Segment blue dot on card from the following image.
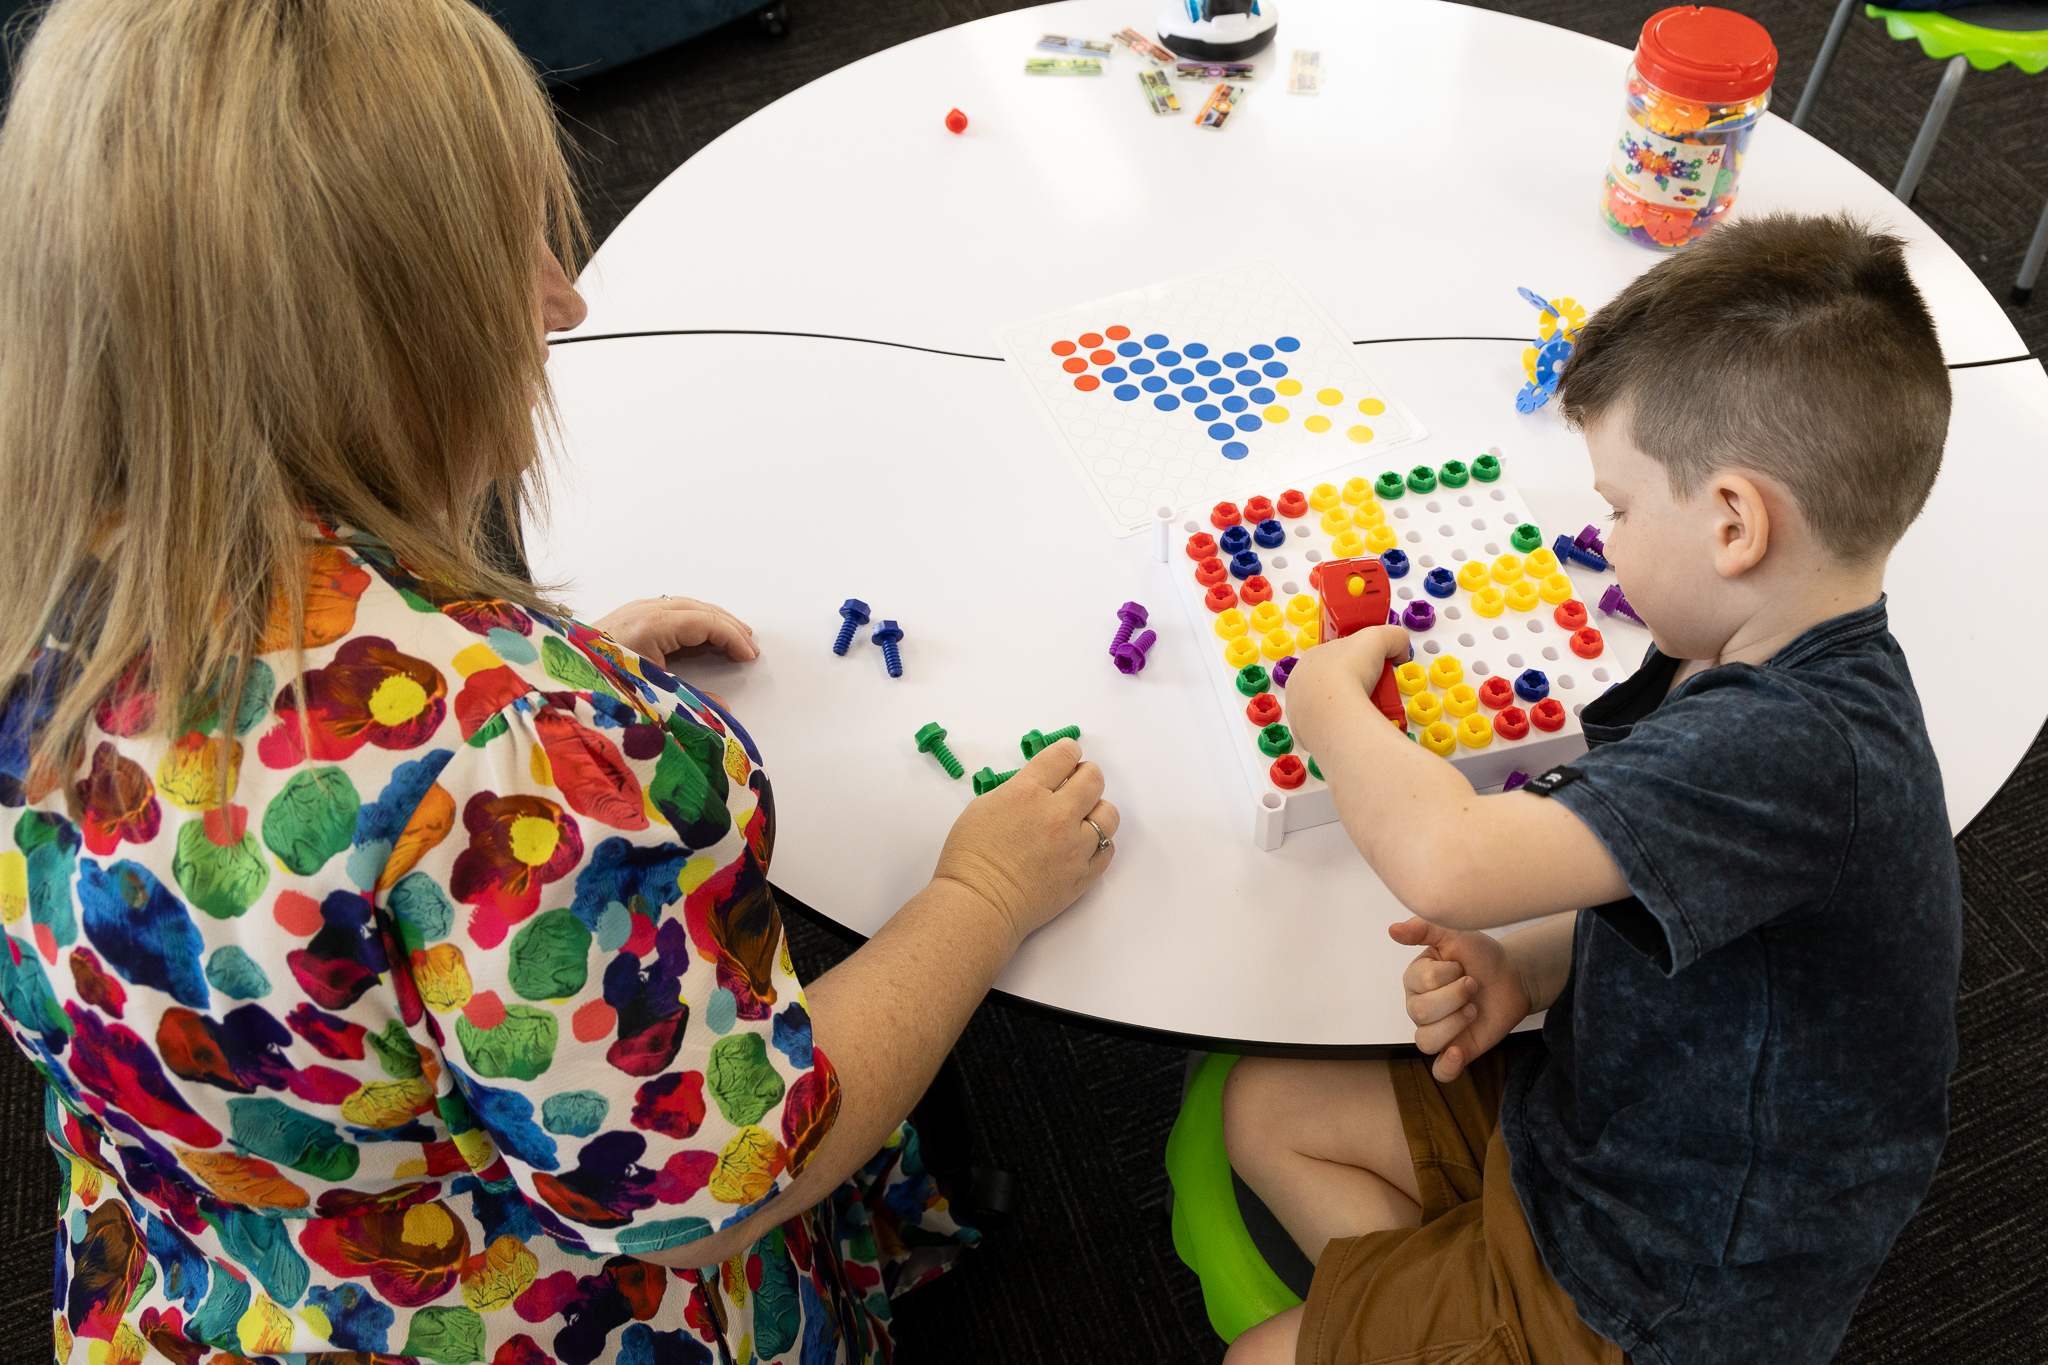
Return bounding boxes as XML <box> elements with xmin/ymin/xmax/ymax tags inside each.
<box><xmin>1184</xmin><ymin>342</ymin><xmax>1209</xmax><ymax>358</ymax></box>
<box><xmin>1145</xmin><ymin>333</ymin><xmax>1169</xmax><ymax>348</ymax></box>
<box><xmin>1168</xmin><ymin>368</ymin><xmax>1193</xmax><ymax>384</ymax></box>
<box><xmin>1195</xmin><ymin>404</ymin><xmax>1221</xmax><ymax>421</ymax></box>
<box><xmin>1276</xmin><ymin>336</ymin><xmax>1300</xmax><ymax>352</ymax></box>
<box><xmin>1114</xmin><ymin>384</ymin><xmax>1139</xmax><ymax>401</ymax></box>
<box><xmin>1208</xmin><ymin>422</ymin><xmax>1235</xmax><ymax>440</ymax></box>
<box><xmin>1141</xmin><ymin>375</ymin><xmax>1166</xmax><ymax>393</ymax></box>
<box><xmin>1236</xmin><ymin>414</ymin><xmax>1263</xmax><ymax>433</ymax></box>
<box><xmin>1223</xmin><ymin>351</ymin><xmax>1248</xmax><ymax>368</ymax></box>
<box><xmin>1154</xmin><ymin>394</ymin><xmax>1179</xmax><ymax>412</ymax></box>
<box><xmin>1250</xmin><ymin>344</ymin><xmax>1274</xmax><ymax>360</ymax></box>
<box><xmin>1235</xmin><ymin>369</ymin><xmax>1261</xmax><ymax>386</ymax></box>
<box><xmin>1182</xmin><ymin>386</ymin><xmax>1208</xmax><ymax>401</ymax></box>
<box><xmin>1129</xmin><ymin>358</ymin><xmax>1155</xmax><ymax>375</ymax></box>
<box><xmin>1195</xmin><ymin>359</ymin><xmax>1221</xmax><ymax>376</ymax></box>
<box><xmin>1117</xmin><ymin>341</ymin><xmax>1141</xmax><ymax>357</ymax></box>
<box><xmin>1250</xmin><ymin>387</ymin><xmax>1275</xmax><ymax>403</ymax></box>
<box><xmin>1262</xmin><ymin>361</ymin><xmax>1288</xmax><ymax>378</ymax></box>
<box><xmin>1158</xmin><ymin>351</ymin><xmax>1182</xmax><ymax>366</ymax></box>
<box><xmin>1222</xmin><ymin>441</ymin><xmax>1249</xmax><ymax>460</ymax></box>
<box><xmin>1210</xmin><ymin>377</ymin><xmax>1235</xmax><ymax>395</ymax></box>
<box><xmin>1222</xmin><ymin>395</ymin><xmax>1248</xmax><ymax>413</ymax></box>
<box><xmin>1102</xmin><ymin>366</ymin><xmax>1127</xmax><ymax>382</ymax></box>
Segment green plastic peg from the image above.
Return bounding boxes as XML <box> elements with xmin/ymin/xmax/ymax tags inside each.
<box><xmin>1235</xmin><ymin>665</ymin><xmax>1270</xmax><ymax>697</ymax></box>
<box><xmin>972</xmin><ymin>765</ymin><xmax>1019</xmax><ymax>795</ymax></box>
<box><xmin>1020</xmin><ymin>724</ymin><xmax>1082</xmax><ymax>759</ymax></box>
<box><xmin>1373</xmin><ymin>470</ymin><xmax>1406</xmax><ymax>499</ymax></box>
<box><xmin>1472</xmin><ymin>453</ymin><xmax>1502</xmax><ymax>482</ymax></box>
<box><xmin>914</xmin><ymin>722</ymin><xmax>964</xmax><ymax>779</ymax></box>
<box><xmin>1405</xmin><ymin>464</ymin><xmax>1437</xmax><ymax>494</ymax></box>
<box><xmin>1510</xmin><ymin>522</ymin><xmax>1542</xmax><ymax>554</ymax></box>
<box><xmin>1256</xmin><ymin>723</ymin><xmax>1293</xmax><ymax>757</ymax></box>
<box><xmin>1438</xmin><ymin>460</ymin><xmax>1469</xmax><ymax>488</ymax></box>
<box><xmin>1307</xmin><ymin>755</ymin><xmax>1322</xmax><ymax>780</ymax></box>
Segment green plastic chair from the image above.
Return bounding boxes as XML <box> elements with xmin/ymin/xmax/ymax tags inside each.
<box><xmin>1791</xmin><ymin>2</ymin><xmax>2048</xmax><ymax>301</ymax></box>
<box><xmin>1164</xmin><ymin>1053</ymin><xmax>1302</xmax><ymax>1343</ymax></box>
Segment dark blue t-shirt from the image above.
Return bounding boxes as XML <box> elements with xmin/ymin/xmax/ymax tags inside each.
<box><xmin>1500</xmin><ymin>598</ymin><xmax>1961</xmax><ymax>1365</ymax></box>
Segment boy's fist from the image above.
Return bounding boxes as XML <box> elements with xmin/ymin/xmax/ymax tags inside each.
<box><xmin>1391</xmin><ymin>918</ymin><xmax>1535</xmax><ymax>1082</ymax></box>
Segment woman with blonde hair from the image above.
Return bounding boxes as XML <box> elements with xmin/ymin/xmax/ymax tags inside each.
<box><xmin>0</xmin><ymin>2</ymin><xmax>1119</xmax><ymax>1361</ymax></box>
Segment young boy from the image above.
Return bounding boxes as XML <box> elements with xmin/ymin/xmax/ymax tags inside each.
<box><xmin>1221</xmin><ymin>213</ymin><xmax>1962</xmax><ymax>1365</ymax></box>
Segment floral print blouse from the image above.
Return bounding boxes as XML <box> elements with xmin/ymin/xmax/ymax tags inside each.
<box><xmin>0</xmin><ymin>530</ymin><xmax>970</xmax><ymax>1365</ymax></box>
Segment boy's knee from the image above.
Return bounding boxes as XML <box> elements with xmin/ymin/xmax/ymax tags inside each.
<box><xmin>1220</xmin><ymin>1055</ymin><xmax>1288</xmax><ymax>1169</ymax></box>
<box><xmin>1222</xmin><ymin>1304</ymin><xmax>1304</xmax><ymax>1365</ymax></box>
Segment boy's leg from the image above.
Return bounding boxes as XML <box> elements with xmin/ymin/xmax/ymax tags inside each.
<box><xmin>1221</xmin><ymin>1304</ymin><xmax>1304</xmax><ymax>1365</ymax></box>
<box><xmin>1221</xmin><ymin>1057</ymin><xmax>1423</xmax><ymax>1265</ymax></box>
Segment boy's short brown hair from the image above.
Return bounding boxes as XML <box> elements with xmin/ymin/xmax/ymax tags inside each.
<box><xmin>1557</xmin><ymin>213</ymin><xmax>1949</xmax><ymax>563</ymax></box>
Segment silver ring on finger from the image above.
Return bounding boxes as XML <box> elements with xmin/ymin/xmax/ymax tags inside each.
<box><xmin>1084</xmin><ymin>816</ymin><xmax>1111</xmax><ymax>857</ymax></box>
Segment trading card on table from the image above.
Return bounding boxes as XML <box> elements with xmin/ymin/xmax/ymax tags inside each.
<box><xmin>1138</xmin><ymin>69</ymin><xmax>1181</xmax><ymax>114</ymax></box>
<box><xmin>1037</xmin><ymin>34</ymin><xmax>1114</xmax><ymax>54</ymax></box>
<box><xmin>1176</xmin><ymin>60</ymin><xmax>1255</xmax><ymax>81</ymax></box>
<box><xmin>1025</xmin><ymin>57</ymin><xmax>1105</xmax><ymax>75</ymax></box>
<box><xmin>1289</xmin><ymin>49</ymin><xmax>1323</xmax><ymax>94</ymax></box>
<box><xmin>1113</xmin><ymin>26</ymin><xmax>1177</xmax><ymax>65</ymax></box>
<box><xmin>1195</xmin><ymin>82</ymin><xmax>1239</xmax><ymax>129</ymax></box>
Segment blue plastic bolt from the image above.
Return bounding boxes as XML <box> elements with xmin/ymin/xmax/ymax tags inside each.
<box><xmin>1111</xmin><ymin>601</ymin><xmax>1149</xmax><ymax>651</ymax></box>
<box><xmin>1553</xmin><ymin>533</ymin><xmax>1608</xmax><ymax>572</ymax></box>
<box><xmin>1111</xmin><ymin>629</ymin><xmax>1157</xmax><ymax>675</ymax></box>
<box><xmin>1380</xmin><ymin>549</ymin><xmax>1410</xmax><ymax>578</ymax></box>
<box><xmin>833</xmin><ymin>598</ymin><xmax>870</xmax><ymax>655</ymax></box>
<box><xmin>1229</xmin><ymin>550</ymin><xmax>1261</xmax><ymax>580</ymax></box>
<box><xmin>1219</xmin><ymin>525</ymin><xmax>1252</xmax><ymax>556</ymax></box>
<box><xmin>872</xmin><ymin>620</ymin><xmax>904</xmax><ymax>677</ymax></box>
<box><xmin>1423</xmin><ymin>567</ymin><xmax>1457</xmax><ymax>599</ymax></box>
<box><xmin>1514</xmin><ymin>668</ymin><xmax>1550</xmax><ymax>703</ymax></box>
<box><xmin>1252</xmin><ymin>519</ymin><xmax>1286</xmax><ymax>549</ymax></box>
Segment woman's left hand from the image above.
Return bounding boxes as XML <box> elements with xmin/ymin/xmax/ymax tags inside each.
<box><xmin>594</xmin><ymin>596</ymin><xmax>759</xmax><ymax>664</ymax></box>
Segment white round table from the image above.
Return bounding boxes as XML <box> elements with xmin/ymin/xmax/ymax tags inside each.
<box><xmin>532</xmin><ymin>0</ymin><xmax>2048</xmax><ymax>1053</ymax></box>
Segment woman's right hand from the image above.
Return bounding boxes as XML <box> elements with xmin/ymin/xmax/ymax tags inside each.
<box><xmin>931</xmin><ymin>738</ymin><xmax>1117</xmax><ymax>948</ymax></box>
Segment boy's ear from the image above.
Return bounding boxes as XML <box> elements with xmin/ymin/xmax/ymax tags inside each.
<box><xmin>1709</xmin><ymin>472</ymin><xmax>1771</xmax><ymax>579</ymax></box>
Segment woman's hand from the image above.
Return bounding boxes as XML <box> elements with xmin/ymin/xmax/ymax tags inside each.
<box><xmin>931</xmin><ymin>739</ymin><xmax>1118</xmax><ymax>950</ymax></box>
<box><xmin>594</xmin><ymin>596</ymin><xmax>758</xmax><ymax>665</ymax></box>
<box><xmin>1286</xmin><ymin>625</ymin><xmax>1409</xmax><ymax>755</ymax></box>
<box><xmin>1390</xmin><ymin>917</ymin><xmax>1534</xmax><ymax>1083</ymax></box>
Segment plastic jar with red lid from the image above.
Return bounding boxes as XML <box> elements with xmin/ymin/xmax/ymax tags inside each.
<box><xmin>1603</xmin><ymin>6</ymin><xmax>1777</xmax><ymax>250</ymax></box>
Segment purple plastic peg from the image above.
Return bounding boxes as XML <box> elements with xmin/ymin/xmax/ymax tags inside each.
<box><xmin>1502</xmin><ymin>770</ymin><xmax>1531</xmax><ymax>793</ymax></box>
<box><xmin>1401</xmin><ymin>601</ymin><xmax>1436</xmax><ymax>631</ymax></box>
<box><xmin>1599</xmin><ymin>584</ymin><xmax>1645</xmax><ymax>626</ymax></box>
<box><xmin>1273</xmin><ymin>656</ymin><xmax>1299</xmax><ymax>688</ymax></box>
<box><xmin>1574</xmin><ymin>524</ymin><xmax>1606</xmax><ymax>556</ymax></box>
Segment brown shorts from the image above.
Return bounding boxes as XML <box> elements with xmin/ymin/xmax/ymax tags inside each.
<box><xmin>1297</xmin><ymin>1039</ymin><xmax>1625</xmax><ymax>1365</ymax></box>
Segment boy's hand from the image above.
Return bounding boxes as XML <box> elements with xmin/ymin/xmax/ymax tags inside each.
<box><xmin>1391</xmin><ymin>918</ymin><xmax>1534</xmax><ymax>1083</ymax></box>
<box><xmin>1287</xmin><ymin>625</ymin><xmax>1409</xmax><ymax>755</ymax></box>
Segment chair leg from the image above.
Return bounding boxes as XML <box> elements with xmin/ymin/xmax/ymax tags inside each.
<box><xmin>2013</xmin><ymin>196</ymin><xmax>2048</xmax><ymax>306</ymax></box>
<box><xmin>1791</xmin><ymin>0</ymin><xmax>1861</xmax><ymax>129</ymax></box>
<box><xmin>1895</xmin><ymin>56</ymin><xmax>1969</xmax><ymax>203</ymax></box>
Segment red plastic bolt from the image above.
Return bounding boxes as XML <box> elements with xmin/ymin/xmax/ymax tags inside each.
<box><xmin>1530</xmin><ymin>698</ymin><xmax>1567</xmax><ymax>732</ymax></box>
<box><xmin>1239</xmin><ymin>575</ymin><xmax>1274</xmax><ymax>605</ymax></box>
<box><xmin>1479</xmin><ymin>676</ymin><xmax>1515</xmax><ymax>710</ymax></box>
<box><xmin>1204</xmin><ymin>584</ymin><xmax>1238</xmax><ymax>613</ymax></box>
<box><xmin>1211</xmin><ymin>501</ymin><xmax>1242</xmax><ymax>530</ymax></box>
<box><xmin>1269</xmin><ymin>755</ymin><xmax>1307</xmax><ymax>790</ymax></box>
<box><xmin>1246</xmin><ymin>693</ymin><xmax>1282</xmax><ymax>726</ymax></box>
<box><xmin>1277</xmin><ymin>489</ymin><xmax>1308</xmax><ymax>519</ymax></box>
<box><xmin>1186</xmin><ymin>532</ymin><xmax>1217</xmax><ymax>561</ymax></box>
<box><xmin>1495</xmin><ymin>706</ymin><xmax>1530</xmax><ymax>740</ymax></box>
<box><xmin>1554</xmin><ymin>599</ymin><xmax>1588</xmax><ymax>631</ymax></box>
<box><xmin>1243</xmin><ymin>496</ymin><xmax>1276</xmax><ymax>523</ymax></box>
<box><xmin>1571</xmin><ymin>627</ymin><xmax>1605</xmax><ymax>659</ymax></box>
<box><xmin>945</xmin><ymin>108</ymin><xmax>968</xmax><ymax>133</ymax></box>
<box><xmin>1195</xmin><ymin>556</ymin><xmax>1229</xmax><ymax>587</ymax></box>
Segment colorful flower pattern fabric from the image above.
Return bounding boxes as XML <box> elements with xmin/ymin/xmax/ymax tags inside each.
<box><xmin>0</xmin><ymin>531</ymin><xmax>971</xmax><ymax>1365</ymax></box>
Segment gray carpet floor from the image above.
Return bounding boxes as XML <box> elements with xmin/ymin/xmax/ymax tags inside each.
<box><xmin>0</xmin><ymin>3</ymin><xmax>2042</xmax><ymax>1363</ymax></box>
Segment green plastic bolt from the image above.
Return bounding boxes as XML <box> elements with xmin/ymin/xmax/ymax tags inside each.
<box><xmin>972</xmin><ymin>765</ymin><xmax>1019</xmax><ymax>795</ymax></box>
<box><xmin>914</xmin><ymin>722</ymin><xmax>964</xmax><ymax>779</ymax></box>
<box><xmin>1510</xmin><ymin>522</ymin><xmax>1543</xmax><ymax>554</ymax></box>
<box><xmin>1020</xmin><ymin>725</ymin><xmax>1082</xmax><ymax>759</ymax></box>
<box><xmin>1256</xmin><ymin>723</ymin><xmax>1294</xmax><ymax>758</ymax></box>
<box><xmin>1405</xmin><ymin>464</ymin><xmax>1437</xmax><ymax>494</ymax></box>
<box><xmin>1438</xmin><ymin>460</ymin><xmax>1469</xmax><ymax>488</ymax></box>
<box><xmin>1472</xmin><ymin>453</ymin><xmax>1502</xmax><ymax>482</ymax></box>
<box><xmin>1235</xmin><ymin>664</ymin><xmax>1270</xmax><ymax>697</ymax></box>
<box><xmin>1373</xmin><ymin>470</ymin><xmax>1406</xmax><ymax>500</ymax></box>
<box><xmin>1307</xmin><ymin>755</ymin><xmax>1323</xmax><ymax>780</ymax></box>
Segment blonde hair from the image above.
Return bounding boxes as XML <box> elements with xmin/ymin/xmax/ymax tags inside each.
<box><xmin>0</xmin><ymin>0</ymin><xmax>584</xmax><ymax>788</ymax></box>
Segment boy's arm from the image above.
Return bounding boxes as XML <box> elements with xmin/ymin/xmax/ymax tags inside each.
<box><xmin>1291</xmin><ymin>625</ymin><xmax>1631</xmax><ymax>931</ymax></box>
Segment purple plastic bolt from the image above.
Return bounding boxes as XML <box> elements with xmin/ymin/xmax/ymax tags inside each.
<box><xmin>1110</xmin><ymin>628</ymin><xmax>1158</xmax><ymax>675</ymax></box>
<box><xmin>1401</xmin><ymin>601</ymin><xmax>1436</xmax><ymax>631</ymax></box>
<box><xmin>1574</xmin><ymin>524</ymin><xmax>1606</xmax><ymax>556</ymax></box>
<box><xmin>1553</xmin><ymin>532</ymin><xmax>1608</xmax><ymax>573</ymax></box>
<box><xmin>1599</xmin><ymin>584</ymin><xmax>1645</xmax><ymax>626</ymax></box>
<box><xmin>1388</xmin><ymin>610</ymin><xmax>1401</xmax><ymax>625</ymax></box>
<box><xmin>833</xmin><ymin>598</ymin><xmax>870</xmax><ymax>656</ymax></box>
<box><xmin>1502</xmin><ymin>770</ymin><xmax>1531</xmax><ymax>793</ymax></box>
<box><xmin>1272</xmin><ymin>656</ymin><xmax>1299</xmax><ymax>688</ymax></box>
<box><xmin>1110</xmin><ymin>601</ymin><xmax>1150</xmax><ymax>652</ymax></box>
<box><xmin>871</xmin><ymin>620</ymin><xmax>904</xmax><ymax>677</ymax></box>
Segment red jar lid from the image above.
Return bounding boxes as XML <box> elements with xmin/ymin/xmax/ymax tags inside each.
<box><xmin>1635</xmin><ymin>6</ymin><xmax>1777</xmax><ymax>103</ymax></box>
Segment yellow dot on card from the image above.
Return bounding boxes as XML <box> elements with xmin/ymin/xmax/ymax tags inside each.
<box><xmin>1304</xmin><ymin>415</ymin><xmax>1331</xmax><ymax>433</ymax></box>
<box><xmin>1276</xmin><ymin>379</ymin><xmax>1302</xmax><ymax>396</ymax></box>
<box><xmin>1358</xmin><ymin>398</ymin><xmax>1386</xmax><ymax>415</ymax></box>
<box><xmin>1347</xmin><ymin>425</ymin><xmax>1375</xmax><ymax>443</ymax></box>
<box><xmin>1317</xmin><ymin>388</ymin><xmax>1343</xmax><ymax>406</ymax></box>
<box><xmin>1263</xmin><ymin>405</ymin><xmax>1289</xmax><ymax>422</ymax></box>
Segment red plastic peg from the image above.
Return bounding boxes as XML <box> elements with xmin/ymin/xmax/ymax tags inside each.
<box><xmin>1554</xmin><ymin>599</ymin><xmax>1588</xmax><ymax>631</ymax></box>
<box><xmin>1186</xmin><ymin>532</ymin><xmax>1218</xmax><ymax>561</ymax></box>
<box><xmin>1269</xmin><ymin>755</ymin><xmax>1307</xmax><ymax>790</ymax></box>
<box><xmin>1244</xmin><ymin>496</ymin><xmax>1276</xmax><ymax>524</ymax></box>
<box><xmin>1204</xmin><ymin>584</ymin><xmax>1238</xmax><ymax>613</ymax></box>
<box><xmin>1479</xmin><ymin>676</ymin><xmax>1515</xmax><ymax>710</ymax></box>
<box><xmin>945</xmin><ymin>108</ymin><xmax>969</xmax><ymax>133</ymax></box>
<box><xmin>1195</xmin><ymin>556</ymin><xmax>1229</xmax><ymax>588</ymax></box>
<box><xmin>1495</xmin><ymin>706</ymin><xmax>1530</xmax><ymax>740</ymax></box>
<box><xmin>1530</xmin><ymin>698</ymin><xmax>1567</xmax><ymax>732</ymax></box>
<box><xmin>1211</xmin><ymin>501</ymin><xmax>1242</xmax><ymax>529</ymax></box>
<box><xmin>1277</xmin><ymin>489</ymin><xmax>1308</xmax><ymax>519</ymax></box>
<box><xmin>1246</xmin><ymin>693</ymin><xmax>1283</xmax><ymax>726</ymax></box>
<box><xmin>1570</xmin><ymin>627</ymin><xmax>1605</xmax><ymax>659</ymax></box>
<box><xmin>1239</xmin><ymin>575</ymin><xmax>1274</xmax><ymax>606</ymax></box>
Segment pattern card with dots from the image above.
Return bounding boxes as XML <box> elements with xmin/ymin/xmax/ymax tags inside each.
<box><xmin>995</xmin><ymin>262</ymin><xmax>1427</xmax><ymax>536</ymax></box>
<box><xmin>1163</xmin><ymin>451</ymin><xmax>1654</xmax><ymax>849</ymax></box>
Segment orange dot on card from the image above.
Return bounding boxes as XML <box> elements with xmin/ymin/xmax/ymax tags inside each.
<box><xmin>1074</xmin><ymin>374</ymin><xmax>1100</xmax><ymax>391</ymax></box>
<box><xmin>1051</xmin><ymin>340</ymin><xmax>1076</xmax><ymax>356</ymax></box>
<box><xmin>274</xmin><ymin>890</ymin><xmax>324</xmax><ymax>936</ymax></box>
<box><xmin>572</xmin><ymin>999</ymin><xmax>617</xmax><ymax>1043</ymax></box>
<box><xmin>1106</xmin><ymin>325</ymin><xmax>1130</xmax><ymax>340</ymax></box>
<box><xmin>1079</xmin><ymin>332</ymin><xmax>1104</xmax><ymax>348</ymax></box>
<box><xmin>1062</xmin><ymin>357</ymin><xmax>1087</xmax><ymax>374</ymax></box>
<box><xmin>1090</xmin><ymin>350</ymin><xmax>1115</xmax><ymax>366</ymax></box>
